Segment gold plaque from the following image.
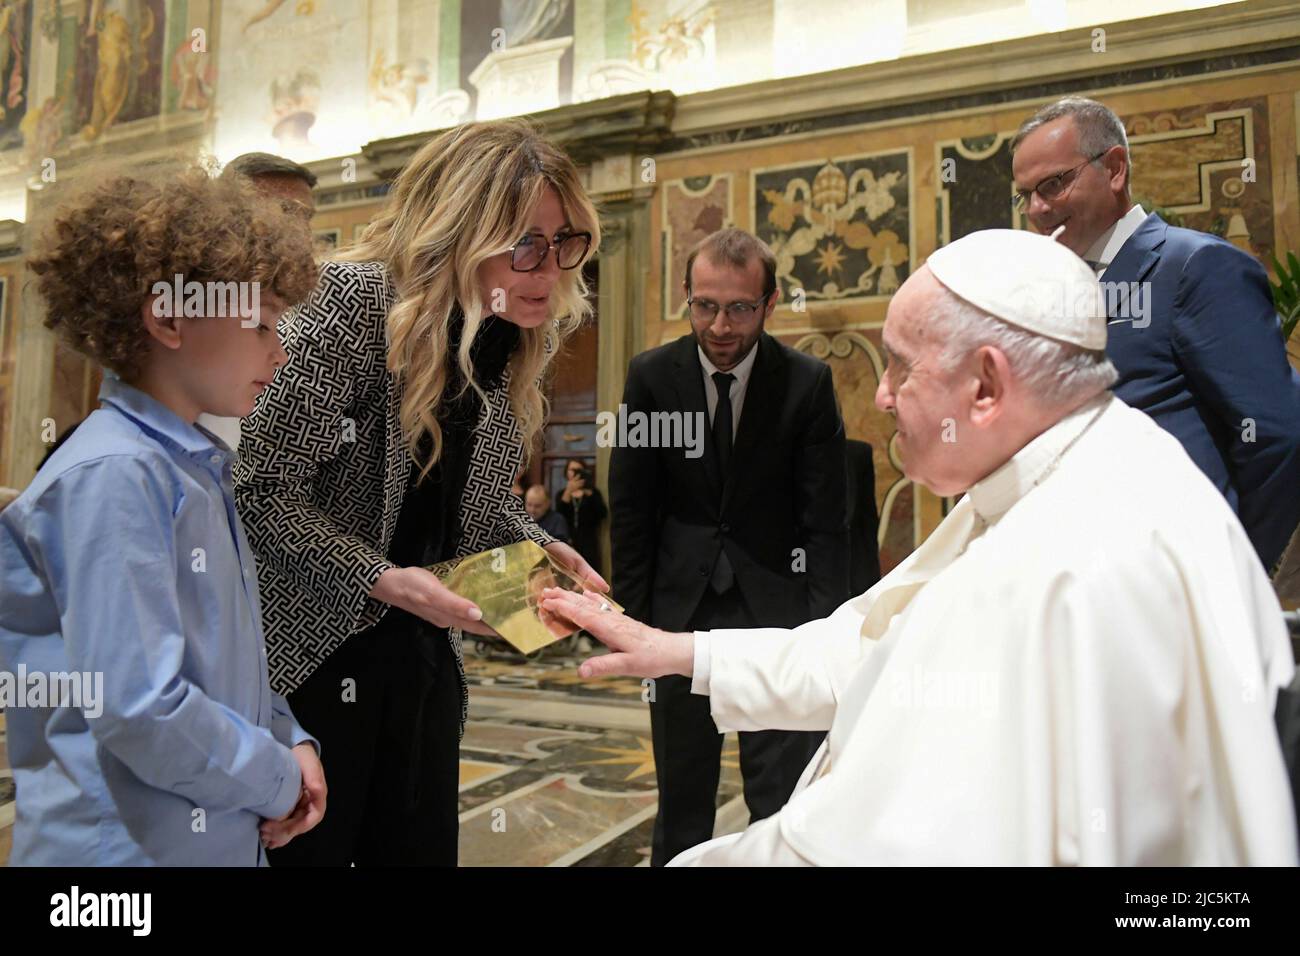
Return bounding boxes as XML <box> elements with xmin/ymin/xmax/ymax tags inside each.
<box><xmin>429</xmin><ymin>541</ymin><xmax>620</xmax><ymax>654</ymax></box>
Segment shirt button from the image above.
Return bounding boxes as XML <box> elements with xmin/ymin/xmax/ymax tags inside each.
<box><xmin>209</xmin><ymin>454</ymin><xmax>221</xmax><ymax>465</ymax></box>
<box><xmin>720</xmin><ymin>523</ymin><xmax>730</xmax><ymax>533</ymax></box>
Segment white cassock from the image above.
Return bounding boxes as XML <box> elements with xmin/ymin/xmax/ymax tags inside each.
<box><xmin>673</xmin><ymin>394</ymin><xmax>1298</xmax><ymax>866</ymax></box>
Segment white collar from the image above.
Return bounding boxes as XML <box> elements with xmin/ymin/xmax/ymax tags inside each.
<box><xmin>1084</xmin><ymin>204</ymin><xmax>1147</xmax><ymax>269</ymax></box>
<box><xmin>967</xmin><ymin>393</ymin><xmax>1112</xmax><ymax>523</ymax></box>
<box><xmin>698</xmin><ymin>339</ymin><xmax>759</xmax><ymax>387</ymax></box>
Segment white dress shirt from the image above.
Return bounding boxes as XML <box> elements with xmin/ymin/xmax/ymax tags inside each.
<box><xmin>698</xmin><ymin>342</ymin><xmax>758</xmax><ymax>440</ymax></box>
<box><xmin>1084</xmin><ymin>203</ymin><xmax>1148</xmax><ymax>277</ymax></box>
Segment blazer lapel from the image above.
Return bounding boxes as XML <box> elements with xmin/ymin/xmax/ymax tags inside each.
<box><xmin>376</xmin><ymin>271</ymin><xmax>408</xmax><ymax>555</ymax></box>
<box><xmin>671</xmin><ymin>335</ymin><xmax>720</xmax><ymax>504</ymax></box>
<box><xmin>723</xmin><ymin>334</ymin><xmax>784</xmax><ymax>514</ymax></box>
<box><xmin>1104</xmin><ymin>211</ymin><xmax>1165</xmax><ymax>288</ymax></box>
<box><xmin>380</xmin><ymin>370</ymin><xmax>407</xmax><ymax>553</ymax></box>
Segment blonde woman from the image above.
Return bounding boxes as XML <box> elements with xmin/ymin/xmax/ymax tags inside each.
<box><xmin>234</xmin><ymin>120</ymin><xmax>606</xmax><ymax>866</ymax></box>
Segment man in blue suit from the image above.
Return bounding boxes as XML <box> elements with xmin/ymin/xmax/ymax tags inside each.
<box><xmin>1010</xmin><ymin>96</ymin><xmax>1300</xmax><ymax>570</ymax></box>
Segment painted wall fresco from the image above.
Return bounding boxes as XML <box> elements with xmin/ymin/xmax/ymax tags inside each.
<box><xmin>212</xmin><ymin>0</ymin><xmax>371</xmax><ymax>161</ymax></box>
<box><xmin>0</xmin><ymin>3</ymin><xmax>33</xmax><ymax>154</ymax></box>
<box><xmin>0</xmin><ymin>0</ymin><xmax>1250</xmax><ymax>189</ymax></box>
<box><xmin>754</xmin><ymin>152</ymin><xmax>912</xmax><ymax>305</ymax></box>
<box><xmin>74</xmin><ymin>0</ymin><xmax>167</xmax><ymax>141</ymax></box>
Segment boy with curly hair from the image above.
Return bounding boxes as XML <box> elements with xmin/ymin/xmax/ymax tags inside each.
<box><xmin>0</xmin><ymin>161</ymin><xmax>325</xmax><ymax>865</ymax></box>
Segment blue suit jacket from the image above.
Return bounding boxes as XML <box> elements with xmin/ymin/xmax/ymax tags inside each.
<box><xmin>1104</xmin><ymin>212</ymin><xmax>1300</xmax><ymax>569</ymax></box>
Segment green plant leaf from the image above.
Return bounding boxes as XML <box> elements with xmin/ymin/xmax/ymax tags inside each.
<box><xmin>1270</xmin><ymin>251</ymin><xmax>1300</xmax><ymax>343</ymax></box>
<box><xmin>1273</xmin><ymin>253</ymin><xmax>1300</xmax><ymax>303</ymax></box>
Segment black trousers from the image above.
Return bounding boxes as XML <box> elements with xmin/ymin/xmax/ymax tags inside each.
<box><xmin>267</xmin><ymin>609</ymin><xmax>461</xmax><ymax>866</ymax></box>
<box><xmin>649</xmin><ymin>587</ymin><xmax>825</xmax><ymax>866</ymax></box>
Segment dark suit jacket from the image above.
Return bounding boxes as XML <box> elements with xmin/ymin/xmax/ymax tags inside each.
<box><xmin>610</xmin><ymin>333</ymin><xmax>850</xmax><ymax>632</ymax></box>
<box><xmin>844</xmin><ymin>439</ymin><xmax>882</xmax><ymax>595</ymax></box>
<box><xmin>1104</xmin><ymin>213</ymin><xmax>1300</xmax><ymax>568</ymax></box>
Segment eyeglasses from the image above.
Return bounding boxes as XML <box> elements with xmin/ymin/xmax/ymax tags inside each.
<box><xmin>686</xmin><ymin>294</ymin><xmax>770</xmax><ymax>323</ymax></box>
<box><xmin>1011</xmin><ymin>151</ymin><xmax>1109</xmax><ymax>212</ymax></box>
<box><xmin>507</xmin><ymin>230</ymin><xmax>592</xmax><ymax>272</ymax></box>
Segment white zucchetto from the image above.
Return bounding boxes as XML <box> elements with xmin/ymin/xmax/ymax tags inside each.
<box><xmin>925</xmin><ymin>229</ymin><xmax>1107</xmax><ymax>350</ymax></box>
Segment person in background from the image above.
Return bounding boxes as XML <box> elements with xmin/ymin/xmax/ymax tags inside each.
<box><xmin>844</xmin><ymin>439</ymin><xmax>882</xmax><ymax>595</ymax></box>
<box><xmin>610</xmin><ymin>227</ymin><xmax>850</xmax><ymax>866</ymax></box>
<box><xmin>525</xmin><ymin>483</ymin><xmax>570</xmax><ymax>542</ymax></box>
<box><xmin>555</xmin><ymin>457</ymin><xmax>607</xmax><ymax>571</ymax></box>
<box><xmin>222</xmin><ymin>151</ymin><xmax>318</xmax><ymax>235</ymax></box>
<box><xmin>200</xmin><ymin>153</ymin><xmax>320</xmax><ymax>451</ymax></box>
<box><xmin>1011</xmin><ymin>95</ymin><xmax>1300</xmax><ymax>570</ymax></box>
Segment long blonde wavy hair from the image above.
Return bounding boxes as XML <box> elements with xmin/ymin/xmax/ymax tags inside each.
<box><xmin>340</xmin><ymin>119</ymin><xmax>600</xmax><ymax>479</ymax></box>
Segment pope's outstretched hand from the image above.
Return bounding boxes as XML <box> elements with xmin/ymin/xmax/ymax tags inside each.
<box><xmin>540</xmin><ymin>588</ymin><xmax>693</xmax><ymax>680</ymax></box>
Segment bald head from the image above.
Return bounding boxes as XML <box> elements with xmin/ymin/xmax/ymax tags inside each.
<box><xmin>524</xmin><ymin>485</ymin><xmax>551</xmax><ymax>519</ymax></box>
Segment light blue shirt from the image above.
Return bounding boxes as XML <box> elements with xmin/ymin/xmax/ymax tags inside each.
<box><xmin>0</xmin><ymin>376</ymin><xmax>315</xmax><ymax>866</ymax></box>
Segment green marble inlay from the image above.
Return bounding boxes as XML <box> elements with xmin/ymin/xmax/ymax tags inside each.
<box><xmin>439</xmin><ymin>0</ymin><xmax>461</xmax><ymax>93</ymax></box>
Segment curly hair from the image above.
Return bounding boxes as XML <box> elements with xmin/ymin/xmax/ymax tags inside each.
<box><xmin>27</xmin><ymin>160</ymin><xmax>319</xmax><ymax>380</ymax></box>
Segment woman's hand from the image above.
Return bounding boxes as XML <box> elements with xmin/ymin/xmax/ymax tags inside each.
<box><xmin>369</xmin><ymin>566</ymin><xmax>498</xmax><ymax>636</ymax></box>
<box><xmin>544</xmin><ymin>540</ymin><xmax>608</xmax><ymax>592</ymax></box>
<box><xmin>539</xmin><ymin>588</ymin><xmax>693</xmax><ymax>680</ymax></box>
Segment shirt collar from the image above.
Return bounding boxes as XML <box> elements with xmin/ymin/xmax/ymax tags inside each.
<box><xmin>1084</xmin><ymin>203</ymin><xmax>1147</xmax><ymax>270</ymax></box>
<box><xmin>967</xmin><ymin>393</ymin><xmax>1111</xmax><ymax>523</ymax></box>
<box><xmin>698</xmin><ymin>338</ymin><xmax>759</xmax><ymax>389</ymax></box>
<box><xmin>98</xmin><ymin>374</ymin><xmax>231</xmax><ymax>466</ymax></box>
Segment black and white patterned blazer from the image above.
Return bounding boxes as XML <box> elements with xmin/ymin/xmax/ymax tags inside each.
<box><xmin>234</xmin><ymin>260</ymin><xmax>553</xmax><ymax>730</ymax></box>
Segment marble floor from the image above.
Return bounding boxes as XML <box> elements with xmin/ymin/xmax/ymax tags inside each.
<box><xmin>0</xmin><ymin>648</ymin><xmax>748</xmax><ymax>866</ymax></box>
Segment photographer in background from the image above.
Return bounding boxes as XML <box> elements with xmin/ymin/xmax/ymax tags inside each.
<box><xmin>556</xmin><ymin>457</ymin><xmax>607</xmax><ymax>571</ymax></box>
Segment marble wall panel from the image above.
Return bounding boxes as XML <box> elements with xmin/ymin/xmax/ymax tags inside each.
<box><xmin>753</xmin><ymin>150</ymin><xmax>912</xmax><ymax>303</ymax></box>
<box><xmin>661</xmin><ymin>172</ymin><xmax>731</xmax><ymax>320</ymax></box>
<box><xmin>786</xmin><ymin>329</ymin><xmax>912</xmax><ymax>573</ymax></box>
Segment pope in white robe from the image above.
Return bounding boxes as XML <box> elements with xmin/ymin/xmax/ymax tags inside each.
<box><xmin>543</xmin><ymin>229</ymin><xmax>1298</xmax><ymax>866</ymax></box>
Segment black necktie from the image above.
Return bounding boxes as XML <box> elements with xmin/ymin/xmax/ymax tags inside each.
<box><xmin>709</xmin><ymin>371</ymin><xmax>736</xmax><ymax>594</ymax></box>
<box><xmin>712</xmin><ymin>371</ymin><xmax>735</xmax><ymax>478</ymax></box>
